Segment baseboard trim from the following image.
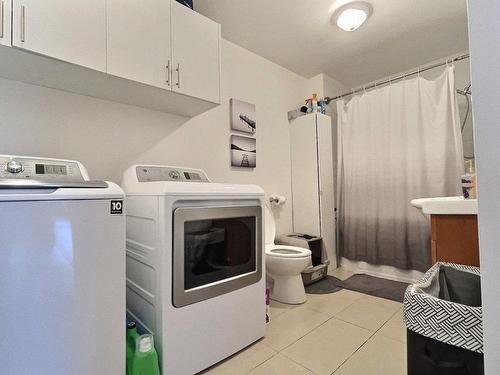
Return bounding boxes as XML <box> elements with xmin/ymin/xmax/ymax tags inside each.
<box><xmin>340</xmin><ymin>257</ymin><xmax>424</xmax><ymax>284</ymax></box>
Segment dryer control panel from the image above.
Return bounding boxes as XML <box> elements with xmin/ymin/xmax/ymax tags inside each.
<box><xmin>0</xmin><ymin>155</ymin><xmax>85</xmax><ymax>182</ymax></box>
<box><xmin>136</xmin><ymin>166</ymin><xmax>210</xmax><ymax>183</ymax></box>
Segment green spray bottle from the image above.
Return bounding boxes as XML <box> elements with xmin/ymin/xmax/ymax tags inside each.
<box><xmin>126</xmin><ymin>322</ymin><xmax>140</xmax><ymax>375</ymax></box>
<box><xmin>131</xmin><ymin>334</ymin><xmax>161</xmax><ymax>375</ymax></box>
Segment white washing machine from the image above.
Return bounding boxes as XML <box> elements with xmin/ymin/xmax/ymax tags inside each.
<box><xmin>0</xmin><ymin>155</ymin><xmax>125</xmax><ymax>375</ymax></box>
<box><xmin>122</xmin><ymin>165</ymin><xmax>266</xmax><ymax>375</ymax></box>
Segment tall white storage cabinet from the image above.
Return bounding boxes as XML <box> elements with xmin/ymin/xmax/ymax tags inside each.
<box><xmin>290</xmin><ymin>113</ymin><xmax>337</xmax><ymax>267</ymax></box>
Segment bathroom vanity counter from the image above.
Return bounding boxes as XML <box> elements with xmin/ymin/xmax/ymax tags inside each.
<box><xmin>411</xmin><ymin>197</ymin><xmax>480</xmax><ymax>267</ymax></box>
<box><xmin>411</xmin><ymin>196</ymin><xmax>478</xmax><ymax>215</ymax></box>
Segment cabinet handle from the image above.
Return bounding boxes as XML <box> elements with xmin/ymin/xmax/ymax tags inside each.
<box><xmin>20</xmin><ymin>6</ymin><xmax>26</xmax><ymax>42</ymax></box>
<box><xmin>166</xmin><ymin>60</ymin><xmax>170</xmax><ymax>86</ymax></box>
<box><xmin>0</xmin><ymin>1</ymin><xmax>4</xmax><ymax>39</ymax></box>
<box><xmin>176</xmin><ymin>63</ymin><xmax>181</xmax><ymax>88</ymax></box>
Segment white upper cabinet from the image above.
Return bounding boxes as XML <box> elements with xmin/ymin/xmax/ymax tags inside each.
<box><xmin>0</xmin><ymin>0</ymin><xmax>11</xmax><ymax>47</ymax></box>
<box><xmin>0</xmin><ymin>0</ymin><xmax>221</xmax><ymax>116</ymax></box>
<box><xmin>12</xmin><ymin>0</ymin><xmax>106</xmax><ymax>71</ymax></box>
<box><xmin>107</xmin><ymin>0</ymin><xmax>172</xmax><ymax>89</ymax></box>
<box><xmin>171</xmin><ymin>1</ymin><xmax>221</xmax><ymax>104</ymax></box>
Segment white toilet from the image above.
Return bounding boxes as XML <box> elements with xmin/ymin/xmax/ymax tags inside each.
<box><xmin>265</xmin><ymin>206</ymin><xmax>312</xmax><ymax>304</ymax></box>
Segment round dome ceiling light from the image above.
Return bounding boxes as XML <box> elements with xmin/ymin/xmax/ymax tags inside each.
<box><xmin>332</xmin><ymin>1</ymin><xmax>373</xmax><ymax>32</ymax></box>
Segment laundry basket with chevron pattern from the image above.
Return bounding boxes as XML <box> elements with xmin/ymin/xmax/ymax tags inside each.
<box><xmin>403</xmin><ymin>262</ymin><xmax>484</xmax><ymax>375</ymax></box>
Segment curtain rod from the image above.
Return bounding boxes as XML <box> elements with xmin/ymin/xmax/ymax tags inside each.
<box><xmin>324</xmin><ymin>53</ymin><xmax>470</xmax><ymax>104</ymax></box>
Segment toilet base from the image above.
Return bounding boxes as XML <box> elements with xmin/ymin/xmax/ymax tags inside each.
<box><xmin>269</xmin><ymin>274</ymin><xmax>307</xmax><ymax>305</ymax></box>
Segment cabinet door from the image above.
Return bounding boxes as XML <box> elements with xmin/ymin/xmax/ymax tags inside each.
<box><xmin>316</xmin><ymin>114</ymin><xmax>336</xmax><ymax>265</ymax></box>
<box><xmin>12</xmin><ymin>0</ymin><xmax>106</xmax><ymax>71</ymax></box>
<box><xmin>0</xmin><ymin>0</ymin><xmax>11</xmax><ymax>47</ymax></box>
<box><xmin>290</xmin><ymin>114</ymin><xmax>321</xmax><ymax>237</ymax></box>
<box><xmin>107</xmin><ymin>0</ymin><xmax>171</xmax><ymax>89</ymax></box>
<box><xmin>171</xmin><ymin>1</ymin><xmax>221</xmax><ymax>103</ymax></box>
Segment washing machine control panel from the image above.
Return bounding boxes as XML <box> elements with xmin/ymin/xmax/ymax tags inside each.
<box><xmin>136</xmin><ymin>166</ymin><xmax>209</xmax><ymax>183</ymax></box>
<box><xmin>0</xmin><ymin>156</ymin><xmax>85</xmax><ymax>181</ymax></box>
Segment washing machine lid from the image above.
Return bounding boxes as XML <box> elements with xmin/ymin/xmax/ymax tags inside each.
<box><xmin>122</xmin><ymin>164</ymin><xmax>265</xmax><ymax>196</ymax></box>
<box><xmin>0</xmin><ymin>179</ymin><xmax>108</xmax><ymax>189</ymax></box>
<box><xmin>0</xmin><ymin>155</ymin><xmax>123</xmax><ymax>201</ymax></box>
<box><xmin>264</xmin><ymin>205</ymin><xmax>275</xmax><ymax>245</ymax></box>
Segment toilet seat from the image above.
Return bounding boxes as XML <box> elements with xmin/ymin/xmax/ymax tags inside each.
<box><xmin>266</xmin><ymin>245</ymin><xmax>311</xmax><ymax>258</ymax></box>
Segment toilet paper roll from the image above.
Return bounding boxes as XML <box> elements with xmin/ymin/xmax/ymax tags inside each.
<box><xmin>269</xmin><ymin>195</ymin><xmax>287</xmax><ymax>206</ymax></box>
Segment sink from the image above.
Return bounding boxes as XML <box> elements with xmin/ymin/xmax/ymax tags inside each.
<box><xmin>411</xmin><ymin>196</ymin><xmax>478</xmax><ymax>215</ymax></box>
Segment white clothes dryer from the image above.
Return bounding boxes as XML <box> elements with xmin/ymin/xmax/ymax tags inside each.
<box><xmin>122</xmin><ymin>165</ymin><xmax>266</xmax><ymax>375</ymax></box>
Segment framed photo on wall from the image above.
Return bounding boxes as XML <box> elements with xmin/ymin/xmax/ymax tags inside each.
<box><xmin>230</xmin><ymin>99</ymin><xmax>256</xmax><ymax>134</ymax></box>
<box><xmin>231</xmin><ymin>135</ymin><xmax>256</xmax><ymax>168</ymax></box>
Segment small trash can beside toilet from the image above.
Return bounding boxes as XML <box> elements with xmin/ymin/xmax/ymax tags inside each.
<box><xmin>403</xmin><ymin>262</ymin><xmax>484</xmax><ymax>375</ymax></box>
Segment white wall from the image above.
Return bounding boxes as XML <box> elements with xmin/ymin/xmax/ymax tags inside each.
<box><xmin>468</xmin><ymin>2</ymin><xmax>500</xmax><ymax>374</ymax></box>
<box><xmin>0</xmin><ymin>39</ymin><xmax>308</xmax><ymax>234</ymax></box>
<box><xmin>304</xmin><ymin>73</ymin><xmax>347</xmax><ymax>103</ymax></box>
<box><xmin>305</xmin><ymin>74</ymin><xmax>325</xmax><ymax>99</ymax></box>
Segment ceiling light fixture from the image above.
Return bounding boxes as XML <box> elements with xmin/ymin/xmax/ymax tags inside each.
<box><xmin>331</xmin><ymin>1</ymin><xmax>372</xmax><ymax>32</ymax></box>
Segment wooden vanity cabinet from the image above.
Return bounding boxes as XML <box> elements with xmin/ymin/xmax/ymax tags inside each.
<box><xmin>431</xmin><ymin>214</ymin><xmax>480</xmax><ymax>266</ymax></box>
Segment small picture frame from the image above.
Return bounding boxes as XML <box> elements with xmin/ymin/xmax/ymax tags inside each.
<box><xmin>231</xmin><ymin>135</ymin><xmax>256</xmax><ymax>168</ymax></box>
<box><xmin>231</xmin><ymin>99</ymin><xmax>256</xmax><ymax>135</ymax></box>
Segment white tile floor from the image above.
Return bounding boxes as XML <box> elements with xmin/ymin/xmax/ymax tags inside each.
<box><xmin>202</xmin><ymin>268</ymin><xmax>407</xmax><ymax>375</ymax></box>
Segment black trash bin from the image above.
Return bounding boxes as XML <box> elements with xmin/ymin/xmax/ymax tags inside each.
<box><xmin>403</xmin><ymin>263</ymin><xmax>484</xmax><ymax>375</ymax></box>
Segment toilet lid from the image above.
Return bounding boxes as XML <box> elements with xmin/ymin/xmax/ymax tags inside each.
<box><xmin>264</xmin><ymin>205</ymin><xmax>276</xmax><ymax>245</ymax></box>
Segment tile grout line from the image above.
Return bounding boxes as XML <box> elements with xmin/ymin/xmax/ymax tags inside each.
<box><xmin>274</xmin><ymin>310</ymin><xmax>368</xmax><ymax>374</ymax></box>
<box><xmin>248</xmin><ymin>352</ymin><xmax>321</xmax><ymax>375</ymax></box>
<box><xmin>329</xmin><ymin>305</ymin><xmax>403</xmax><ymax>374</ymax></box>
<box><xmin>267</xmin><ymin>293</ymin><xmax>403</xmax><ymax>374</ymax></box>
<box><xmin>304</xmin><ymin>292</ymin><xmax>365</xmax><ymax>317</ymax></box>
<box><xmin>275</xmin><ymin>309</ymin><xmax>342</xmax><ymax>352</ymax></box>
<box><xmin>270</xmin><ymin>294</ymin><xmax>396</xmax><ymax>349</ymax></box>
<box><xmin>244</xmin><ymin>352</ymin><xmax>279</xmax><ymax>375</ymax></box>
<box><xmin>279</xmin><ymin>352</ymin><xmax>321</xmax><ymax>375</ymax></box>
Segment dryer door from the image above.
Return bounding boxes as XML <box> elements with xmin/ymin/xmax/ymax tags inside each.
<box><xmin>172</xmin><ymin>205</ymin><xmax>262</xmax><ymax>307</ymax></box>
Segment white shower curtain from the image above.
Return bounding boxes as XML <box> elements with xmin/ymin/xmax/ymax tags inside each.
<box><xmin>336</xmin><ymin>66</ymin><xmax>464</xmax><ymax>272</ymax></box>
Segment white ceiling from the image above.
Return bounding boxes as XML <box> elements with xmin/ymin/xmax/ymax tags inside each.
<box><xmin>195</xmin><ymin>0</ymin><xmax>469</xmax><ymax>87</ymax></box>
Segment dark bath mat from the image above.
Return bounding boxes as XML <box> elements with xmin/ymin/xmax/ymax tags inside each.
<box><xmin>305</xmin><ymin>274</ymin><xmax>409</xmax><ymax>302</ymax></box>
<box><xmin>339</xmin><ymin>274</ymin><xmax>409</xmax><ymax>303</ymax></box>
<box><xmin>305</xmin><ymin>276</ymin><xmax>343</xmax><ymax>294</ymax></box>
